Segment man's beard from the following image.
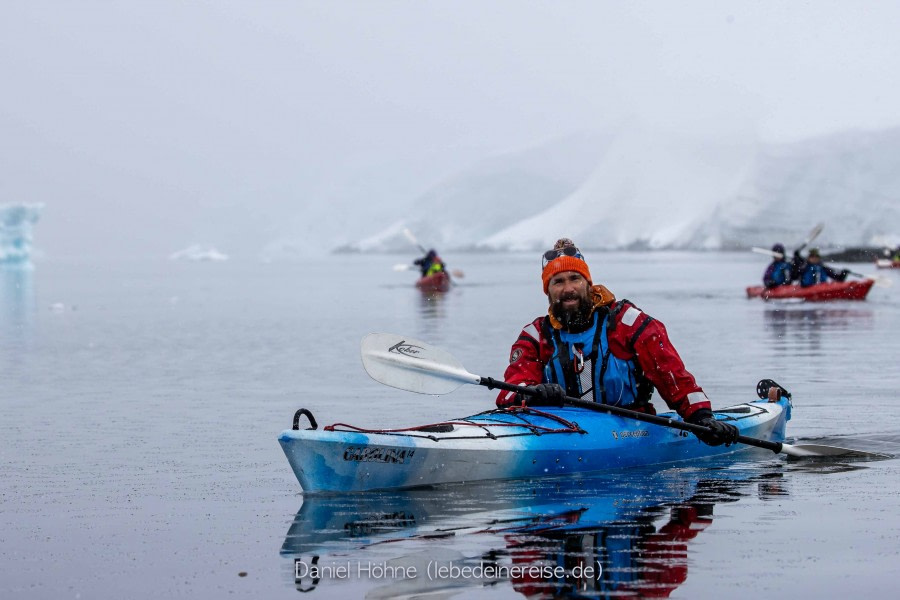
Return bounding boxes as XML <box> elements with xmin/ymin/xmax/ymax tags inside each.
<box><xmin>551</xmin><ymin>293</ymin><xmax>594</xmax><ymax>332</ymax></box>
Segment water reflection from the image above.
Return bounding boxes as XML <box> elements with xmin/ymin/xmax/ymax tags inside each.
<box><xmin>0</xmin><ymin>265</ymin><xmax>35</xmax><ymax>348</ymax></box>
<box><xmin>763</xmin><ymin>307</ymin><xmax>874</xmax><ymax>354</ymax></box>
<box><xmin>417</xmin><ymin>289</ymin><xmax>448</xmax><ymax>320</ymax></box>
<box><xmin>281</xmin><ymin>464</ymin><xmax>788</xmax><ymax>598</ymax></box>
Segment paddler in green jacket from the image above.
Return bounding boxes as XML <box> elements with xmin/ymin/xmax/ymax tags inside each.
<box><xmin>497</xmin><ymin>238</ymin><xmax>739</xmax><ymax>447</ymax></box>
<box><xmin>413</xmin><ymin>249</ymin><xmax>445</xmax><ymax>278</ymax></box>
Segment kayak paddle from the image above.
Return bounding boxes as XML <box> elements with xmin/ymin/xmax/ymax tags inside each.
<box><xmin>751</xmin><ymin>222</ymin><xmax>822</xmax><ymax>258</ymax></box>
<box><xmin>797</xmin><ymin>222</ymin><xmax>825</xmax><ymax>253</ymax></box>
<box><xmin>403</xmin><ymin>227</ymin><xmax>429</xmax><ymax>255</ymax></box>
<box><xmin>845</xmin><ymin>270</ymin><xmax>893</xmax><ymax>287</ymax></box>
<box><xmin>361</xmin><ymin>333</ymin><xmax>886</xmax><ymax>460</ymax></box>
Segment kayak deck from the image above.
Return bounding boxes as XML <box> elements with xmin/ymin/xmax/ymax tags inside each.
<box><xmin>279</xmin><ymin>398</ymin><xmax>790</xmax><ymax>494</ymax></box>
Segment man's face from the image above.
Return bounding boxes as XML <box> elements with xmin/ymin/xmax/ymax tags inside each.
<box><xmin>548</xmin><ymin>271</ymin><xmax>592</xmax><ymax>329</ymax></box>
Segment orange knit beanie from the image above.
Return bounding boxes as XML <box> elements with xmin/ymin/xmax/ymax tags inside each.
<box><xmin>542</xmin><ymin>255</ymin><xmax>592</xmax><ymax>293</ymax></box>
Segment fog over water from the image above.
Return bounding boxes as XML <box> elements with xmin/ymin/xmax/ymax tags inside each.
<box><xmin>4</xmin><ymin>2</ymin><xmax>900</xmax><ymax>257</ymax></box>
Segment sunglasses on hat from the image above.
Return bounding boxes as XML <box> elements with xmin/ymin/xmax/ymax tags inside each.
<box><xmin>542</xmin><ymin>246</ymin><xmax>583</xmax><ymax>268</ymax></box>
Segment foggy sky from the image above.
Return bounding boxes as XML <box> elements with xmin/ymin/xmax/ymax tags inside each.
<box><xmin>3</xmin><ymin>1</ymin><xmax>900</xmax><ymax>258</ymax></box>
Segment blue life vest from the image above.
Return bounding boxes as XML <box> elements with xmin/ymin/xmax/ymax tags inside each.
<box><xmin>543</xmin><ymin>308</ymin><xmax>648</xmax><ymax>408</ymax></box>
<box><xmin>764</xmin><ymin>261</ymin><xmax>792</xmax><ymax>287</ymax></box>
<box><xmin>800</xmin><ymin>264</ymin><xmax>829</xmax><ymax>287</ymax></box>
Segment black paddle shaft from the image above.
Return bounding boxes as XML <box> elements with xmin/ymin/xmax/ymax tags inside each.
<box><xmin>478</xmin><ymin>377</ymin><xmax>784</xmax><ymax>454</ymax></box>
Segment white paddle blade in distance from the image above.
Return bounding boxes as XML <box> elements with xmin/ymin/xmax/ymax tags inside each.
<box><xmin>752</xmin><ymin>246</ymin><xmax>783</xmax><ymax>259</ymax></box>
<box><xmin>805</xmin><ymin>223</ymin><xmax>825</xmax><ymax>246</ymax></box>
<box><xmin>402</xmin><ymin>227</ymin><xmax>420</xmax><ymax>247</ymax></box>
<box><xmin>361</xmin><ymin>333</ymin><xmax>481</xmax><ymax>395</ymax></box>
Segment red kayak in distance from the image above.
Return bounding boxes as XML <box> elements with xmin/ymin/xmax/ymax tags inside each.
<box><xmin>875</xmin><ymin>259</ymin><xmax>900</xmax><ymax>269</ymax></box>
<box><xmin>746</xmin><ymin>279</ymin><xmax>874</xmax><ymax>302</ymax></box>
<box><xmin>416</xmin><ymin>271</ymin><xmax>452</xmax><ymax>293</ymax></box>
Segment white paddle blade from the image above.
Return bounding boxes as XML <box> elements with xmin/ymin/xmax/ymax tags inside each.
<box><xmin>361</xmin><ymin>333</ymin><xmax>481</xmax><ymax>395</ymax></box>
<box><xmin>805</xmin><ymin>223</ymin><xmax>825</xmax><ymax>246</ymax></box>
<box><xmin>752</xmin><ymin>247</ymin><xmax>783</xmax><ymax>259</ymax></box>
<box><xmin>845</xmin><ymin>271</ymin><xmax>892</xmax><ymax>287</ymax></box>
<box><xmin>402</xmin><ymin>228</ymin><xmax>424</xmax><ymax>252</ymax></box>
<box><xmin>393</xmin><ymin>263</ymin><xmax>413</xmax><ymax>271</ymax></box>
<box><xmin>781</xmin><ymin>443</ymin><xmax>888</xmax><ymax>459</ymax></box>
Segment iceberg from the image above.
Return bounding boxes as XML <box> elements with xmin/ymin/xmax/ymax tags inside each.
<box><xmin>334</xmin><ymin>132</ymin><xmax>614</xmax><ymax>253</ymax></box>
<box><xmin>343</xmin><ymin>126</ymin><xmax>900</xmax><ymax>253</ymax></box>
<box><xmin>0</xmin><ymin>203</ymin><xmax>43</xmax><ymax>267</ymax></box>
<box><xmin>169</xmin><ymin>244</ymin><xmax>229</xmax><ymax>262</ymax></box>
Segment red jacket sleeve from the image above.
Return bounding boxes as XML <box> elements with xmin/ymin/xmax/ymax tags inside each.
<box><xmin>496</xmin><ymin>317</ymin><xmax>550</xmax><ymax>407</ymax></box>
<box><xmin>606</xmin><ymin>301</ymin><xmax>710</xmax><ymax>420</ymax></box>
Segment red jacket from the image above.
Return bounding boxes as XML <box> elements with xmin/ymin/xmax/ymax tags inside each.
<box><xmin>496</xmin><ymin>292</ymin><xmax>710</xmax><ymax>420</ymax></box>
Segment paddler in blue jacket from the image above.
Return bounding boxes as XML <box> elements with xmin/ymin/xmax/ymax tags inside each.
<box><xmin>798</xmin><ymin>248</ymin><xmax>849</xmax><ymax>287</ymax></box>
<box><xmin>497</xmin><ymin>238</ymin><xmax>739</xmax><ymax>447</ymax></box>
<box><xmin>763</xmin><ymin>243</ymin><xmax>794</xmax><ymax>288</ymax></box>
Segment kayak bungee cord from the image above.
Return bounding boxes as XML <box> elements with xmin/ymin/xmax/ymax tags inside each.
<box><xmin>323</xmin><ymin>407</ymin><xmax>586</xmax><ymax>441</ymax></box>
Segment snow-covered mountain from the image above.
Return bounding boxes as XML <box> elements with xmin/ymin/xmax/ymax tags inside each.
<box><xmin>484</xmin><ymin>127</ymin><xmax>757</xmax><ymax>251</ymax></box>
<box><xmin>341</xmin><ymin>126</ymin><xmax>900</xmax><ymax>253</ymax></box>
<box><xmin>337</xmin><ymin>132</ymin><xmax>617</xmax><ymax>253</ymax></box>
<box><xmin>698</xmin><ymin>128</ymin><xmax>900</xmax><ymax>249</ymax></box>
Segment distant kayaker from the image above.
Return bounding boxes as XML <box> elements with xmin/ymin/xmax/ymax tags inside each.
<box><xmin>762</xmin><ymin>243</ymin><xmax>795</xmax><ymax>288</ymax></box>
<box><xmin>413</xmin><ymin>249</ymin><xmax>445</xmax><ymax>278</ymax></box>
<box><xmin>496</xmin><ymin>238</ymin><xmax>739</xmax><ymax>447</ymax></box>
<box><xmin>797</xmin><ymin>248</ymin><xmax>849</xmax><ymax>287</ymax></box>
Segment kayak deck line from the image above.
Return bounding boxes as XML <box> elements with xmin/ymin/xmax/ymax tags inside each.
<box><xmin>321</xmin><ymin>407</ymin><xmax>587</xmax><ymax>441</ymax></box>
<box><xmin>317</xmin><ymin>403</ymin><xmax>765</xmax><ymax>442</ymax></box>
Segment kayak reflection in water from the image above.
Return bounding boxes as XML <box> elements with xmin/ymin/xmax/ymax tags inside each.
<box><xmin>496</xmin><ymin>237</ymin><xmax>738</xmax><ymax>447</ymax></box>
<box><xmin>280</xmin><ymin>468</ymin><xmax>790</xmax><ymax>598</ymax></box>
<box><xmin>502</xmin><ymin>476</ymin><xmax>773</xmax><ymax>598</ymax></box>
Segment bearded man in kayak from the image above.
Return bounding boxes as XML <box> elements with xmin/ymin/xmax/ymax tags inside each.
<box><xmin>496</xmin><ymin>238</ymin><xmax>739</xmax><ymax>447</ymax></box>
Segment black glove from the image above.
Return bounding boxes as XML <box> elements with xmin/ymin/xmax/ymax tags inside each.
<box><xmin>688</xmin><ymin>409</ymin><xmax>739</xmax><ymax>447</ymax></box>
<box><xmin>523</xmin><ymin>383</ymin><xmax>568</xmax><ymax>407</ymax></box>
<box><xmin>837</xmin><ymin>268</ymin><xmax>850</xmax><ymax>282</ymax></box>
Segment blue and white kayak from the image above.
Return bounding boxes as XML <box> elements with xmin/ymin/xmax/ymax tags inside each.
<box><xmin>278</xmin><ymin>397</ymin><xmax>791</xmax><ymax>494</ymax></box>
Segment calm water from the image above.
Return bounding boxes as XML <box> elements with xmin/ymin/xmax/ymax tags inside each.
<box><xmin>2</xmin><ymin>252</ymin><xmax>899</xmax><ymax>599</ymax></box>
